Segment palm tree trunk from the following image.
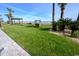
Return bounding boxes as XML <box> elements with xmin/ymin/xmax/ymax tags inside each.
<box><xmin>71</xmin><ymin>30</ymin><xmax>75</xmax><ymax>37</ymax></box>
<box><xmin>61</xmin><ymin>8</ymin><xmax>64</xmax><ymax>19</ymax></box>
<box><xmin>61</xmin><ymin>8</ymin><xmax>65</xmax><ymax>34</ymax></box>
<box><xmin>0</xmin><ymin>21</ymin><xmax>2</xmax><ymax>27</ymax></box>
<box><xmin>52</xmin><ymin>3</ymin><xmax>55</xmax><ymax>31</ymax></box>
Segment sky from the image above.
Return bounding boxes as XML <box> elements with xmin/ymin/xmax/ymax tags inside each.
<box><xmin>0</xmin><ymin>3</ymin><xmax>79</xmax><ymax>22</ymax></box>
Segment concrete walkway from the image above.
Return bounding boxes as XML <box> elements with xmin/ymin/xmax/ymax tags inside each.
<box><xmin>0</xmin><ymin>29</ymin><xmax>30</xmax><ymax>56</ymax></box>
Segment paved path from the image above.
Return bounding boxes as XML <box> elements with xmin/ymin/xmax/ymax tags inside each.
<box><xmin>0</xmin><ymin>29</ymin><xmax>30</xmax><ymax>56</ymax></box>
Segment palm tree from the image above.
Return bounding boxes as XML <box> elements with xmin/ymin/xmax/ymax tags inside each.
<box><xmin>77</xmin><ymin>13</ymin><xmax>79</xmax><ymax>21</ymax></box>
<box><xmin>58</xmin><ymin>3</ymin><xmax>67</xmax><ymax>35</ymax></box>
<box><xmin>52</xmin><ymin>3</ymin><xmax>56</xmax><ymax>31</ymax></box>
<box><xmin>76</xmin><ymin>13</ymin><xmax>79</xmax><ymax>29</ymax></box>
<box><xmin>6</xmin><ymin>8</ymin><xmax>14</xmax><ymax>24</ymax></box>
<box><xmin>58</xmin><ymin>3</ymin><xmax>67</xmax><ymax>19</ymax></box>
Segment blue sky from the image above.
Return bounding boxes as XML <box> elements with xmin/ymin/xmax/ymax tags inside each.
<box><xmin>0</xmin><ymin>3</ymin><xmax>79</xmax><ymax>21</ymax></box>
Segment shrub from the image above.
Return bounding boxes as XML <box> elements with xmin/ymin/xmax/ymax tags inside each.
<box><xmin>57</xmin><ymin>18</ymin><xmax>65</xmax><ymax>31</ymax></box>
<box><xmin>26</xmin><ymin>23</ymin><xmax>33</xmax><ymax>27</ymax></box>
<box><xmin>34</xmin><ymin>20</ymin><xmax>41</xmax><ymax>27</ymax></box>
<box><xmin>70</xmin><ymin>21</ymin><xmax>78</xmax><ymax>37</ymax></box>
<box><xmin>64</xmin><ymin>18</ymin><xmax>72</xmax><ymax>29</ymax></box>
<box><xmin>73</xmin><ymin>31</ymin><xmax>79</xmax><ymax>38</ymax></box>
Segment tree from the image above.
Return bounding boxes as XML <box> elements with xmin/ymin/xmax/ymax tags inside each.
<box><xmin>52</xmin><ymin>3</ymin><xmax>56</xmax><ymax>31</ymax></box>
<box><xmin>77</xmin><ymin>13</ymin><xmax>79</xmax><ymax>21</ymax></box>
<box><xmin>70</xmin><ymin>14</ymin><xmax>79</xmax><ymax>37</ymax></box>
<box><xmin>64</xmin><ymin>18</ymin><xmax>72</xmax><ymax>29</ymax></box>
<box><xmin>57</xmin><ymin>18</ymin><xmax>72</xmax><ymax>34</ymax></box>
<box><xmin>57</xmin><ymin>18</ymin><xmax>65</xmax><ymax>32</ymax></box>
<box><xmin>76</xmin><ymin>13</ymin><xmax>79</xmax><ymax>28</ymax></box>
<box><xmin>34</xmin><ymin>20</ymin><xmax>41</xmax><ymax>27</ymax></box>
<box><xmin>70</xmin><ymin>21</ymin><xmax>78</xmax><ymax>37</ymax></box>
<box><xmin>58</xmin><ymin>3</ymin><xmax>67</xmax><ymax>19</ymax></box>
<box><xmin>6</xmin><ymin>8</ymin><xmax>14</xmax><ymax>24</ymax></box>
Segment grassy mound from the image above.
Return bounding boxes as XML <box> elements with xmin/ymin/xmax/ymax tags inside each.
<box><xmin>2</xmin><ymin>24</ymin><xmax>79</xmax><ymax>56</ymax></box>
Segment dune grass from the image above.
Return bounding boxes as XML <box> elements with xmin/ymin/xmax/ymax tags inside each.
<box><xmin>2</xmin><ymin>24</ymin><xmax>79</xmax><ymax>56</ymax></box>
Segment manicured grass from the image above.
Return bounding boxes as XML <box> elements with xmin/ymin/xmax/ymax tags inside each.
<box><xmin>2</xmin><ymin>24</ymin><xmax>79</xmax><ymax>56</ymax></box>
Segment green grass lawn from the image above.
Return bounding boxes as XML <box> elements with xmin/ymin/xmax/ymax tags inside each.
<box><xmin>2</xmin><ymin>24</ymin><xmax>79</xmax><ymax>56</ymax></box>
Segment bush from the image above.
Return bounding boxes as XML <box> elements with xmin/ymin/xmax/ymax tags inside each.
<box><xmin>35</xmin><ymin>23</ymin><xmax>39</xmax><ymax>27</ymax></box>
<box><xmin>74</xmin><ymin>31</ymin><xmax>79</xmax><ymax>38</ymax></box>
<box><xmin>26</xmin><ymin>23</ymin><xmax>33</xmax><ymax>27</ymax></box>
<box><xmin>57</xmin><ymin>18</ymin><xmax>65</xmax><ymax>31</ymax></box>
<box><xmin>70</xmin><ymin>21</ymin><xmax>79</xmax><ymax>37</ymax></box>
<box><xmin>34</xmin><ymin>20</ymin><xmax>41</xmax><ymax>27</ymax></box>
<box><xmin>70</xmin><ymin>31</ymin><xmax>79</xmax><ymax>38</ymax></box>
<box><xmin>64</xmin><ymin>18</ymin><xmax>72</xmax><ymax>29</ymax></box>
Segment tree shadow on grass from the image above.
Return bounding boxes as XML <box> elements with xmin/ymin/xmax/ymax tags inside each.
<box><xmin>39</xmin><ymin>27</ymin><xmax>50</xmax><ymax>31</ymax></box>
